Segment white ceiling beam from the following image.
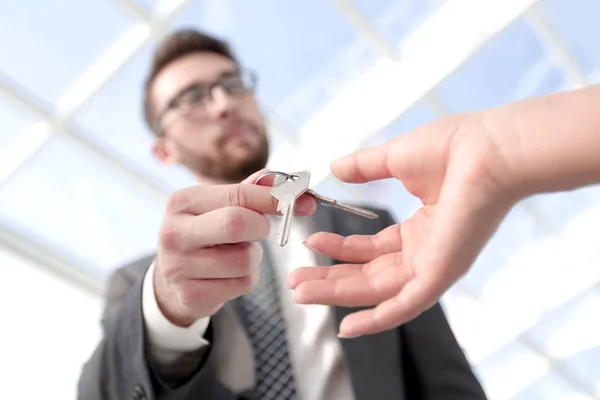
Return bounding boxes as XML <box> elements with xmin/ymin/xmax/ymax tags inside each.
<box><xmin>112</xmin><ymin>0</ymin><xmax>152</xmax><ymax>21</ymax></box>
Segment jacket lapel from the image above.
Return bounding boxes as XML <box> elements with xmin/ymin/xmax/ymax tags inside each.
<box><xmin>306</xmin><ymin>206</ymin><xmax>406</xmax><ymax>400</ymax></box>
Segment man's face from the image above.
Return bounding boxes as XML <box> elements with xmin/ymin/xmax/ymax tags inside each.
<box><xmin>150</xmin><ymin>52</ymin><xmax>269</xmax><ymax>183</ymax></box>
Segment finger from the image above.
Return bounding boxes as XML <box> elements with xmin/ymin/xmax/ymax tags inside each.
<box><xmin>163</xmin><ymin>242</ymin><xmax>262</xmax><ymax>280</ymax></box>
<box><xmin>241</xmin><ymin>168</ymin><xmax>273</xmax><ymax>185</ymax></box>
<box><xmin>304</xmin><ymin>224</ymin><xmax>402</xmax><ymax>263</ymax></box>
<box><xmin>161</xmin><ymin>207</ymin><xmax>270</xmax><ymax>250</ymax></box>
<box><xmin>293</xmin><ymin>259</ymin><xmax>410</xmax><ymax>307</ymax></box>
<box><xmin>167</xmin><ymin>183</ymin><xmax>316</xmax><ymax>216</ymax></box>
<box><xmin>177</xmin><ymin>270</ymin><xmax>259</xmax><ymax>311</ymax></box>
<box><xmin>337</xmin><ymin>277</ymin><xmax>443</xmax><ymax>338</ymax></box>
<box><xmin>330</xmin><ymin>141</ymin><xmax>396</xmax><ymax>183</ymax></box>
<box><xmin>287</xmin><ymin>263</ymin><xmax>366</xmax><ymax>289</ymax></box>
<box><xmin>287</xmin><ymin>251</ymin><xmax>401</xmax><ymax>289</ymax></box>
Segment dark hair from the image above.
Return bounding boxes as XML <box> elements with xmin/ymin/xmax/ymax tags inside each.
<box><xmin>143</xmin><ymin>28</ymin><xmax>238</xmax><ymax>135</ymax></box>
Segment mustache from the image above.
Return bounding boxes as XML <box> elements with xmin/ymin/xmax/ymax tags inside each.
<box><xmin>216</xmin><ymin>121</ymin><xmax>260</xmax><ymax>146</ymax></box>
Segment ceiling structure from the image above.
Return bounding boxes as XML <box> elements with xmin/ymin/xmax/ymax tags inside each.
<box><xmin>1</xmin><ymin>0</ymin><xmax>599</xmax><ymax>398</ymax></box>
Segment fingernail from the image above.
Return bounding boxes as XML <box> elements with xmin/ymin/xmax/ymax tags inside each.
<box><xmin>337</xmin><ymin>332</ymin><xmax>361</xmax><ymax>339</ymax></box>
<box><xmin>303</xmin><ymin>241</ymin><xmax>324</xmax><ymax>256</ymax></box>
<box><xmin>297</xmin><ymin>196</ymin><xmax>317</xmax><ymax>214</ymax></box>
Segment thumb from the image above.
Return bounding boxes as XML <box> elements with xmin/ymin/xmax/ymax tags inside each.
<box><xmin>330</xmin><ymin>142</ymin><xmax>394</xmax><ymax>183</ymax></box>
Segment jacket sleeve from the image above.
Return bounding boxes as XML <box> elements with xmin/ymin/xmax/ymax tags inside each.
<box><xmin>375</xmin><ymin>211</ymin><xmax>488</xmax><ymax>399</ymax></box>
<box><xmin>76</xmin><ymin>261</ymin><xmax>234</xmax><ymax>400</ymax></box>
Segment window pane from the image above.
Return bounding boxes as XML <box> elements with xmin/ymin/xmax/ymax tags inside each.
<box><xmin>539</xmin><ymin>0</ymin><xmax>600</xmax><ymax>77</ymax></box>
<box><xmin>0</xmin><ymin>1</ymin><xmax>132</xmax><ymax>105</ymax></box>
<box><xmin>527</xmin><ymin>185</ymin><xmax>600</xmax><ymax>232</ymax></box>
<box><xmin>439</xmin><ymin>287</ymin><xmax>487</xmax><ymax>362</ymax></box>
<box><xmin>435</xmin><ymin>16</ymin><xmax>570</xmax><ymax>112</ymax></box>
<box><xmin>73</xmin><ymin>43</ymin><xmax>197</xmax><ymax>192</ymax></box>
<box><xmin>459</xmin><ymin>204</ymin><xmax>545</xmax><ymax>295</ymax></box>
<box><xmin>511</xmin><ymin>370</ymin><xmax>593</xmax><ymax>400</ymax></box>
<box><xmin>525</xmin><ymin>288</ymin><xmax>600</xmax><ymax>396</ymax></box>
<box><xmin>173</xmin><ymin>0</ymin><xmax>380</xmax><ymax>131</ymax></box>
<box><xmin>0</xmin><ymin>135</ymin><xmax>165</xmax><ymax>277</ymax></box>
<box><xmin>476</xmin><ymin>342</ymin><xmax>551</xmax><ymax>400</ymax></box>
<box><xmin>0</xmin><ymin>93</ymin><xmax>43</xmax><ymax>174</ymax></box>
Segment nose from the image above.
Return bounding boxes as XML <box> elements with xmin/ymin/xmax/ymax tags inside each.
<box><xmin>205</xmin><ymin>86</ymin><xmax>237</xmax><ymax>120</ymax></box>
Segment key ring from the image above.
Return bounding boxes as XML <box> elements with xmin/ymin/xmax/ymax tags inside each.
<box><xmin>254</xmin><ymin>171</ymin><xmax>297</xmax><ymax>184</ymax></box>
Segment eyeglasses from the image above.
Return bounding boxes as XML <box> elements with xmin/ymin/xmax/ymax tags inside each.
<box><xmin>156</xmin><ymin>68</ymin><xmax>258</xmax><ymax>135</ymax></box>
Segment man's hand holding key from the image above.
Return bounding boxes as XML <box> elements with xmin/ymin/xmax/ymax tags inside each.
<box><xmin>154</xmin><ymin>181</ymin><xmax>316</xmax><ymax>327</ymax></box>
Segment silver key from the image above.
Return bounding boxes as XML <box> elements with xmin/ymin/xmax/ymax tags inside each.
<box><xmin>305</xmin><ymin>189</ymin><xmax>378</xmax><ymax>219</ymax></box>
<box><xmin>271</xmin><ymin>171</ymin><xmax>310</xmax><ymax>246</ymax></box>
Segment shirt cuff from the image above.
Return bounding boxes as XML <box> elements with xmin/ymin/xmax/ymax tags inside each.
<box><xmin>142</xmin><ymin>260</ymin><xmax>211</xmax><ymax>355</ymax></box>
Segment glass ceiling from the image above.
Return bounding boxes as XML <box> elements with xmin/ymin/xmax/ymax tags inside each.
<box><xmin>1</xmin><ymin>0</ymin><xmax>599</xmax><ymax>398</ymax></box>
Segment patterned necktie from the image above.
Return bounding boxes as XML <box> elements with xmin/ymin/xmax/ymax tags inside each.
<box><xmin>236</xmin><ymin>243</ymin><xmax>298</xmax><ymax>400</ymax></box>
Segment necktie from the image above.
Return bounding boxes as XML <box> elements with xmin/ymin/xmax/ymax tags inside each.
<box><xmin>236</xmin><ymin>243</ymin><xmax>298</xmax><ymax>400</ymax></box>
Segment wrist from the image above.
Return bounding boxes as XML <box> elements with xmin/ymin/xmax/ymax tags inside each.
<box><xmin>153</xmin><ymin>265</ymin><xmax>197</xmax><ymax>327</ymax></box>
<box><xmin>153</xmin><ymin>261</ymin><xmax>224</xmax><ymax>327</ymax></box>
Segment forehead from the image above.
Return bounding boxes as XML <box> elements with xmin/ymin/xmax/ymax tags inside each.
<box><xmin>151</xmin><ymin>52</ymin><xmax>238</xmax><ymax>108</ymax></box>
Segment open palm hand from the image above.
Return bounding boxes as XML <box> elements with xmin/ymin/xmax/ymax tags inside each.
<box><xmin>288</xmin><ymin>115</ymin><xmax>520</xmax><ymax>337</ymax></box>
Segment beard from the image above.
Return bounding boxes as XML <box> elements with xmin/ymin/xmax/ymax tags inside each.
<box><xmin>178</xmin><ymin>126</ymin><xmax>270</xmax><ymax>183</ymax></box>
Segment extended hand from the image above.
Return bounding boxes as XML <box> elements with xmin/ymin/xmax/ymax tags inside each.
<box><xmin>288</xmin><ymin>114</ymin><xmax>521</xmax><ymax>337</ymax></box>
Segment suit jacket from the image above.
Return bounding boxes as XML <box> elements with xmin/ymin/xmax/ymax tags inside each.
<box><xmin>77</xmin><ymin>205</ymin><xmax>487</xmax><ymax>400</ymax></box>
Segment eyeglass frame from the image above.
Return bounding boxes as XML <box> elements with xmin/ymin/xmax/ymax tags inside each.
<box><xmin>154</xmin><ymin>67</ymin><xmax>258</xmax><ymax>136</ymax></box>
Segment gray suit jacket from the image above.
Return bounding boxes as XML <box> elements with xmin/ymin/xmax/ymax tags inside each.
<box><xmin>78</xmin><ymin>205</ymin><xmax>487</xmax><ymax>400</ymax></box>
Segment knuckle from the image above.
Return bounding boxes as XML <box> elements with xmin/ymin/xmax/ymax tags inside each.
<box><xmin>160</xmin><ymin>256</ymin><xmax>184</xmax><ymax>280</ymax></box>
<box><xmin>230</xmin><ymin>243</ymin><xmax>261</xmax><ymax>276</ymax></box>
<box><xmin>159</xmin><ymin>223</ymin><xmax>182</xmax><ymax>250</ymax></box>
<box><xmin>228</xmin><ymin>184</ymin><xmax>247</xmax><ymax>208</ymax></box>
<box><xmin>231</xmin><ymin>247</ymin><xmax>252</xmax><ymax>274</ymax></box>
<box><xmin>222</xmin><ymin>208</ymin><xmax>247</xmax><ymax>241</ymax></box>
<box><xmin>166</xmin><ymin>189</ymin><xmax>189</xmax><ymax>212</ymax></box>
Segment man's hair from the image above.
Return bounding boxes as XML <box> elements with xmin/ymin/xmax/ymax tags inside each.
<box><xmin>143</xmin><ymin>28</ymin><xmax>238</xmax><ymax>135</ymax></box>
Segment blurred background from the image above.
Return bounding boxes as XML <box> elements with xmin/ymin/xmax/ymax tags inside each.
<box><xmin>1</xmin><ymin>0</ymin><xmax>599</xmax><ymax>398</ymax></box>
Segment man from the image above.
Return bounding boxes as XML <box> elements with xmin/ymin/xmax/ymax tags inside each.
<box><xmin>78</xmin><ymin>28</ymin><xmax>487</xmax><ymax>400</ymax></box>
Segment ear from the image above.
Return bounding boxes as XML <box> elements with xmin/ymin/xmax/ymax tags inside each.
<box><xmin>152</xmin><ymin>137</ymin><xmax>180</xmax><ymax>165</ymax></box>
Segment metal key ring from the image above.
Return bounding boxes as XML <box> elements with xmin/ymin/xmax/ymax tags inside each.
<box><xmin>254</xmin><ymin>171</ymin><xmax>297</xmax><ymax>184</ymax></box>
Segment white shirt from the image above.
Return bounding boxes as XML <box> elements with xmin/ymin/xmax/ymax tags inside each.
<box><xmin>142</xmin><ymin>217</ymin><xmax>355</xmax><ymax>400</ymax></box>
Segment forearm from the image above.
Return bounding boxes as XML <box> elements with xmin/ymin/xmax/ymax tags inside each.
<box><xmin>488</xmin><ymin>85</ymin><xmax>600</xmax><ymax>197</ymax></box>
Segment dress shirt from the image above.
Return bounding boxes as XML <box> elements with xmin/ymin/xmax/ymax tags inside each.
<box><xmin>142</xmin><ymin>217</ymin><xmax>355</xmax><ymax>400</ymax></box>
